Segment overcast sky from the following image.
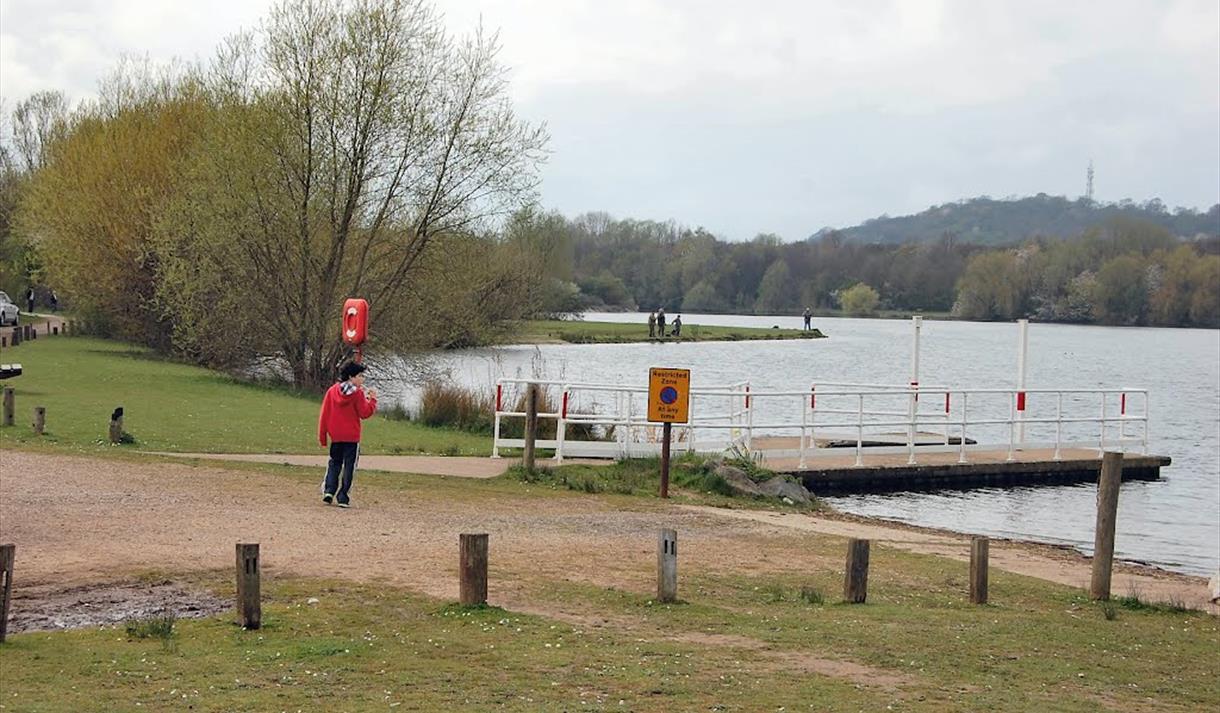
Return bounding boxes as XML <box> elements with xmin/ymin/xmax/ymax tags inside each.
<box><xmin>2</xmin><ymin>0</ymin><xmax>1218</xmax><ymax>239</ymax></box>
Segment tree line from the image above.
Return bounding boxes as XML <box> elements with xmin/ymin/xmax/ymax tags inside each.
<box><xmin>0</xmin><ymin>0</ymin><xmax>552</xmax><ymax>389</ymax></box>
<box><xmin>512</xmin><ymin>210</ymin><xmax>1220</xmax><ymax>328</ymax></box>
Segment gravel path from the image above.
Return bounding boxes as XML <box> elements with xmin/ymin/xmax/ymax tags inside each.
<box><xmin>0</xmin><ymin>451</ymin><xmax>1212</xmax><ymax>633</ymax></box>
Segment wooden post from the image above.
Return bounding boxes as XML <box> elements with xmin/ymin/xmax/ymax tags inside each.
<box><xmin>32</xmin><ymin>406</ymin><xmax>45</xmax><ymax>435</ymax></box>
<box><xmin>235</xmin><ymin>543</ymin><xmax>261</xmax><ymax>629</ymax></box>
<box><xmin>843</xmin><ymin>538</ymin><xmax>870</xmax><ymax>603</ymax></box>
<box><xmin>657</xmin><ymin>528</ymin><xmax>678</xmax><ymax>603</ymax></box>
<box><xmin>10</xmin><ymin>327</ymin><xmax>18</xmax><ymax>346</ymax></box>
<box><xmin>459</xmin><ymin>533</ymin><xmax>489</xmax><ymax>606</ymax></box>
<box><xmin>1090</xmin><ymin>451</ymin><xmax>1123</xmax><ymax>600</ymax></box>
<box><xmin>51</xmin><ymin>325</ymin><xmax>58</xmax><ymax>336</ymax></box>
<box><xmin>970</xmin><ymin>537</ymin><xmax>989</xmax><ymax>604</ymax></box>
<box><xmin>2</xmin><ymin>388</ymin><xmax>13</xmax><ymax>427</ymax></box>
<box><xmin>522</xmin><ymin>383</ymin><xmax>538</xmax><ymax>472</ymax></box>
<box><xmin>660</xmin><ymin>422</ymin><xmax>672</xmax><ymax>498</ymax></box>
<box><xmin>0</xmin><ymin>544</ymin><xmax>13</xmax><ymax>644</ymax></box>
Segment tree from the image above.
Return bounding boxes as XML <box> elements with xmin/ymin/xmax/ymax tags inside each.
<box><xmin>754</xmin><ymin>259</ymin><xmax>793</xmax><ymax>314</ymax></box>
<box><xmin>156</xmin><ymin>0</ymin><xmax>548</xmax><ymax>387</ymax></box>
<box><xmin>953</xmin><ymin>251</ymin><xmax>1024</xmax><ymax>320</ymax></box>
<box><xmin>10</xmin><ymin>90</ymin><xmax>70</xmax><ymax>173</ymax></box>
<box><xmin>682</xmin><ymin>279</ymin><xmax>726</xmax><ymax>313</ymax></box>
<box><xmin>839</xmin><ymin>282</ymin><xmax>880</xmax><ymax>316</ymax></box>
<box><xmin>1091</xmin><ymin>255</ymin><xmax>1148</xmax><ymax>325</ymax></box>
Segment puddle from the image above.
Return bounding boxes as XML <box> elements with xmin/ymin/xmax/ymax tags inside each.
<box><xmin>6</xmin><ymin>579</ymin><xmax>230</xmax><ymax>634</ymax></box>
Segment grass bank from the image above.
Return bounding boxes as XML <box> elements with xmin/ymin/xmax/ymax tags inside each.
<box><xmin>512</xmin><ymin>319</ymin><xmax>824</xmax><ymax>344</ymax></box>
<box><xmin>0</xmin><ymin>336</ymin><xmax>487</xmax><ymax>455</ymax></box>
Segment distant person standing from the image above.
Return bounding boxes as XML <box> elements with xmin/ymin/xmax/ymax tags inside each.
<box><xmin>49</xmin><ymin>290</ymin><xmax>59</xmax><ymax>312</ymax></box>
<box><xmin>657</xmin><ymin>307</ymin><xmax>666</xmax><ymax>337</ymax></box>
<box><xmin>672</xmin><ymin>314</ymin><xmax>682</xmax><ymax>338</ymax></box>
<box><xmin>317</xmin><ymin>361</ymin><xmax>378</xmax><ymax>508</ymax></box>
<box><xmin>25</xmin><ymin>286</ymin><xmax>34</xmax><ymax>314</ymax></box>
<box><xmin>648</xmin><ymin>311</ymin><xmax>656</xmax><ymax>339</ymax></box>
<box><xmin>803</xmin><ymin>307</ymin><xmax>812</xmax><ymax>331</ymax></box>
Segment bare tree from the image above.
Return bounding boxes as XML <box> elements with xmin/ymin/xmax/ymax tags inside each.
<box><xmin>11</xmin><ymin>90</ymin><xmax>70</xmax><ymax>173</ymax></box>
<box><xmin>158</xmin><ymin>0</ymin><xmax>548</xmax><ymax>388</ymax></box>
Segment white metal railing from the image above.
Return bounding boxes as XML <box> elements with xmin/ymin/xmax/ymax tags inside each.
<box><xmin>490</xmin><ymin>379</ymin><xmax>1149</xmax><ymax>468</ymax></box>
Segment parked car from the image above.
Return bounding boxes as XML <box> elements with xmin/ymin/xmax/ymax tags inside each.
<box><xmin>0</xmin><ymin>291</ymin><xmax>19</xmax><ymax>326</ymax></box>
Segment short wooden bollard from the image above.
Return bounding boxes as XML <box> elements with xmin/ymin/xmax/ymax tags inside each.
<box><xmin>32</xmin><ymin>406</ymin><xmax>45</xmax><ymax>435</ymax></box>
<box><xmin>10</xmin><ymin>328</ymin><xmax>19</xmax><ymax>346</ymax></box>
<box><xmin>843</xmin><ymin>538</ymin><xmax>870</xmax><ymax>603</ymax></box>
<box><xmin>970</xmin><ymin>537</ymin><xmax>989</xmax><ymax>604</ymax></box>
<box><xmin>657</xmin><ymin>528</ymin><xmax>678</xmax><ymax>603</ymax></box>
<box><xmin>459</xmin><ymin>533</ymin><xmax>489</xmax><ymax>606</ymax></box>
<box><xmin>1090</xmin><ymin>452</ymin><xmax>1123</xmax><ymax>600</ymax></box>
<box><xmin>2</xmin><ymin>387</ymin><xmax>13</xmax><ymax>427</ymax></box>
<box><xmin>109</xmin><ymin>407</ymin><xmax>124</xmax><ymax>444</ymax></box>
<box><xmin>235</xmin><ymin>543</ymin><xmax>261</xmax><ymax>629</ymax></box>
<box><xmin>522</xmin><ymin>384</ymin><xmax>539</xmax><ymax>472</ymax></box>
<box><xmin>0</xmin><ymin>544</ymin><xmax>14</xmax><ymax>643</ymax></box>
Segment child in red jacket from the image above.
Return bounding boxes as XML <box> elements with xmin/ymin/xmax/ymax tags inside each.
<box><xmin>318</xmin><ymin>361</ymin><xmax>378</xmax><ymax>507</ymax></box>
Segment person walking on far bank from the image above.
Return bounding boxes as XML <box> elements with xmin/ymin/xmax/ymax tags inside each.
<box><xmin>648</xmin><ymin>311</ymin><xmax>656</xmax><ymax>339</ymax></box>
<box><xmin>672</xmin><ymin>314</ymin><xmax>682</xmax><ymax>338</ymax></box>
<box><xmin>318</xmin><ymin>361</ymin><xmax>378</xmax><ymax>508</ymax></box>
<box><xmin>49</xmin><ymin>290</ymin><xmax>59</xmax><ymax>312</ymax></box>
<box><xmin>803</xmin><ymin>307</ymin><xmax>812</xmax><ymax>331</ymax></box>
<box><xmin>657</xmin><ymin>307</ymin><xmax>666</xmax><ymax>337</ymax></box>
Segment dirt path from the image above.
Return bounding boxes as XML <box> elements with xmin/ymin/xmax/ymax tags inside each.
<box><xmin>0</xmin><ymin>451</ymin><xmax>1213</xmax><ymax>634</ymax></box>
<box><xmin>146</xmin><ymin>452</ymin><xmax>606</xmax><ymax>478</ymax></box>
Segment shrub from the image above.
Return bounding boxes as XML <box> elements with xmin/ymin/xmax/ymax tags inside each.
<box><xmin>418</xmin><ymin>382</ymin><xmax>494</xmax><ymax>434</ymax></box>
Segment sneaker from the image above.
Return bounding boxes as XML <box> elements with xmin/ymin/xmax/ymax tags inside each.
<box><xmin>337</xmin><ymin>501</ymin><xmax>350</xmax><ymax>509</ymax></box>
<box><xmin>322</xmin><ymin>493</ymin><xmax>334</xmax><ymax>504</ymax></box>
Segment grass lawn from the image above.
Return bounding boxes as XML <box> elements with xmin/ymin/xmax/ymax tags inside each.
<box><xmin>513</xmin><ymin>319</ymin><xmax>824</xmax><ymax>344</ymax></box>
<box><xmin>0</xmin><ymin>336</ymin><xmax>487</xmax><ymax>455</ymax></box>
<box><xmin>2</xmin><ymin>558</ymin><xmax>1215</xmax><ymax>712</ymax></box>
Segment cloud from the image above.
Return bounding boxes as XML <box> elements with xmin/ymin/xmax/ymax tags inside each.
<box><xmin>2</xmin><ymin>0</ymin><xmax>1217</xmax><ymax>238</ymax></box>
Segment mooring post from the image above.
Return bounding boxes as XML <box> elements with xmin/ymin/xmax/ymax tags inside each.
<box><xmin>843</xmin><ymin>538</ymin><xmax>870</xmax><ymax>603</ymax></box>
<box><xmin>657</xmin><ymin>528</ymin><xmax>678</xmax><ymax>603</ymax></box>
<box><xmin>459</xmin><ymin>533</ymin><xmax>489</xmax><ymax>606</ymax></box>
<box><xmin>235</xmin><ymin>543</ymin><xmax>261</xmax><ymax>629</ymax></box>
<box><xmin>970</xmin><ymin>537</ymin><xmax>989</xmax><ymax>604</ymax></box>
<box><xmin>523</xmin><ymin>383</ymin><xmax>538</xmax><ymax>472</ymax></box>
<box><xmin>1090</xmin><ymin>451</ymin><xmax>1123</xmax><ymax>600</ymax></box>
<box><xmin>11</xmin><ymin>327</ymin><xmax>19</xmax><ymax>346</ymax></box>
<box><xmin>32</xmin><ymin>406</ymin><xmax>45</xmax><ymax>435</ymax></box>
<box><xmin>0</xmin><ymin>544</ymin><xmax>14</xmax><ymax>643</ymax></box>
<box><xmin>2</xmin><ymin>387</ymin><xmax>13</xmax><ymax>427</ymax></box>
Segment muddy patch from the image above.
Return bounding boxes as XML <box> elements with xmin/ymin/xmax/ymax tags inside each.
<box><xmin>6</xmin><ymin>579</ymin><xmax>230</xmax><ymax>634</ymax></box>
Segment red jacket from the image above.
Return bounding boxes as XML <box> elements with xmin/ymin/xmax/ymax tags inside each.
<box><xmin>318</xmin><ymin>381</ymin><xmax>377</xmax><ymax>445</ymax></box>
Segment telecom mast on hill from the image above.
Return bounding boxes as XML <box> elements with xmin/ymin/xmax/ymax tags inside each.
<box><xmin>1086</xmin><ymin>160</ymin><xmax>1095</xmax><ymax>203</ymax></box>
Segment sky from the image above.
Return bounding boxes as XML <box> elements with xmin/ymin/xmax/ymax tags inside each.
<box><xmin>2</xmin><ymin>0</ymin><xmax>1218</xmax><ymax>240</ymax></box>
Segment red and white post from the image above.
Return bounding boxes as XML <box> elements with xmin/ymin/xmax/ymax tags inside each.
<box><xmin>1016</xmin><ymin>319</ymin><xmax>1028</xmax><ymax>446</ymax></box>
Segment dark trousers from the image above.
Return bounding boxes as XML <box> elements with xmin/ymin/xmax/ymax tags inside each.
<box><xmin>324</xmin><ymin>441</ymin><xmax>359</xmax><ymax>503</ymax></box>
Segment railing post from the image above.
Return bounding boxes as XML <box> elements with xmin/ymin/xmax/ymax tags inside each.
<box><xmin>1098</xmin><ymin>393</ymin><xmax>1106</xmax><ymax>455</ymax></box>
<box><xmin>1054</xmin><ymin>392</ymin><xmax>1063</xmax><ymax>461</ymax></box>
<box><xmin>907</xmin><ymin>384</ymin><xmax>917</xmax><ymax>465</ymax></box>
<box><xmin>555</xmin><ymin>384</ymin><xmax>568</xmax><ymax>463</ymax></box>
<box><xmin>1141</xmin><ymin>392</ymin><xmax>1148</xmax><ymax>455</ymax></box>
<box><xmin>745</xmin><ymin>384</ymin><xmax>753</xmax><ymax>450</ymax></box>
<box><xmin>1007</xmin><ymin>395</ymin><xmax>1016</xmax><ymax>462</ymax></box>
<box><xmin>799</xmin><ymin>393</ymin><xmax>808</xmax><ymax>470</ymax></box>
<box><xmin>855</xmin><ymin>394</ymin><xmax>864</xmax><ymax>467</ymax></box>
<box><xmin>1119</xmin><ymin>392</ymin><xmax>1127</xmax><ymax>453</ymax></box>
<box><xmin>491</xmin><ymin>382</ymin><xmax>503</xmax><ymax>458</ymax></box>
<box><xmin>958</xmin><ymin>393</ymin><xmax>968</xmax><ymax>464</ymax></box>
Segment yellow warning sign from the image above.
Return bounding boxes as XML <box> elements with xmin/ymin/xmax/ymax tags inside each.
<box><xmin>648</xmin><ymin>367</ymin><xmax>691</xmax><ymax>423</ymax></box>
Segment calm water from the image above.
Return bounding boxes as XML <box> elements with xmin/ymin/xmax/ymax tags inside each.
<box><xmin>396</xmin><ymin>313</ymin><xmax>1220</xmax><ymax>577</ymax></box>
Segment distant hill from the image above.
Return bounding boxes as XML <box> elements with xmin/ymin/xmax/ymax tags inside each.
<box><xmin>813</xmin><ymin>194</ymin><xmax>1220</xmax><ymax>246</ymax></box>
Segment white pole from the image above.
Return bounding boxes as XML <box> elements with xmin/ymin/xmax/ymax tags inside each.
<box><xmin>909</xmin><ymin>316</ymin><xmax>922</xmax><ymax>460</ymax></box>
<box><xmin>910</xmin><ymin>316</ymin><xmax>922</xmax><ymax>388</ymax></box>
<box><xmin>1016</xmin><ymin>319</ymin><xmax>1028</xmax><ymax>445</ymax></box>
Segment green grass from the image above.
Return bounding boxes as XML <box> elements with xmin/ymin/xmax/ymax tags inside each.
<box><xmin>3</xmin><ymin>558</ymin><xmax>1216</xmax><ymax>712</ymax></box>
<box><xmin>508</xmin><ymin>456</ymin><xmax>821</xmax><ymax>510</ymax></box>
<box><xmin>0</xmin><ymin>336</ymin><xmax>488</xmax><ymax>454</ymax></box>
<box><xmin>513</xmin><ymin>319</ymin><xmax>825</xmax><ymax>344</ymax></box>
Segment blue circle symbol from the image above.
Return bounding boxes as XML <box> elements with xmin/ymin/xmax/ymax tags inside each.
<box><xmin>660</xmin><ymin>386</ymin><xmax>679</xmax><ymax>404</ymax></box>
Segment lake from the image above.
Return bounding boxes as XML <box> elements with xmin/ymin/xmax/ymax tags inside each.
<box><xmin>396</xmin><ymin>312</ymin><xmax>1220</xmax><ymax>578</ymax></box>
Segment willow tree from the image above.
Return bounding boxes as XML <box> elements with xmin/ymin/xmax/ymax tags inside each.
<box><xmin>158</xmin><ymin>0</ymin><xmax>548</xmax><ymax>388</ymax></box>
